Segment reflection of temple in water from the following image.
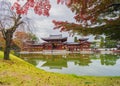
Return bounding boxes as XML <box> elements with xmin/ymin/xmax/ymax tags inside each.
<box><xmin>20</xmin><ymin>54</ymin><xmax>120</xmax><ymax>76</ymax></box>
<box><xmin>21</xmin><ymin>54</ymin><xmax>120</xmax><ymax>69</ymax></box>
<box><xmin>41</xmin><ymin>54</ymin><xmax>92</xmax><ymax>68</ymax></box>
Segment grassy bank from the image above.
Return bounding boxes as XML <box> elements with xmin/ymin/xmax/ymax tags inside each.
<box><xmin>0</xmin><ymin>51</ymin><xmax>120</xmax><ymax>86</ymax></box>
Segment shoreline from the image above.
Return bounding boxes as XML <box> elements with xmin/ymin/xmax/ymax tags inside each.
<box><xmin>19</xmin><ymin>50</ymin><xmax>120</xmax><ymax>55</ymax></box>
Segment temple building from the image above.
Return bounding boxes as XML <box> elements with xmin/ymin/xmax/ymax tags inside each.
<box><xmin>22</xmin><ymin>40</ymin><xmax>43</xmax><ymax>52</ymax></box>
<box><xmin>22</xmin><ymin>34</ymin><xmax>91</xmax><ymax>52</ymax></box>
<box><xmin>79</xmin><ymin>38</ymin><xmax>91</xmax><ymax>50</ymax></box>
<box><xmin>65</xmin><ymin>38</ymin><xmax>91</xmax><ymax>51</ymax></box>
<box><xmin>41</xmin><ymin>34</ymin><xmax>67</xmax><ymax>50</ymax></box>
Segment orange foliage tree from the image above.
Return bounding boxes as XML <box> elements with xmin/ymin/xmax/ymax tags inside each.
<box><xmin>13</xmin><ymin>31</ymin><xmax>30</xmax><ymax>50</ymax></box>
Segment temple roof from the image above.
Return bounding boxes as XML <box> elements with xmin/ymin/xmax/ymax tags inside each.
<box><xmin>28</xmin><ymin>43</ymin><xmax>43</xmax><ymax>46</ymax></box>
<box><xmin>79</xmin><ymin>38</ymin><xmax>89</xmax><ymax>41</ymax></box>
<box><xmin>41</xmin><ymin>34</ymin><xmax>67</xmax><ymax>42</ymax></box>
<box><xmin>80</xmin><ymin>41</ymin><xmax>91</xmax><ymax>44</ymax></box>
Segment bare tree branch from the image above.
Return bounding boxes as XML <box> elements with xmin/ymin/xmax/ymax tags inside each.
<box><xmin>0</xmin><ymin>21</ymin><xmax>6</xmax><ymax>39</ymax></box>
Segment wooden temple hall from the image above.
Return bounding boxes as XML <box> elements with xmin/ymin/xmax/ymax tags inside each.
<box><xmin>22</xmin><ymin>34</ymin><xmax>91</xmax><ymax>52</ymax></box>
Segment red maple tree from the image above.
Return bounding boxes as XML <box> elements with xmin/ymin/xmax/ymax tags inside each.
<box><xmin>53</xmin><ymin>0</ymin><xmax>120</xmax><ymax>40</ymax></box>
<box><xmin>12</xmin><ymin>0</ymin><xmax>51</xmax><ymax>16</ymax></box>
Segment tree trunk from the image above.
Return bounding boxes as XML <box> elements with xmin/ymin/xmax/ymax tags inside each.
<box><xmin>4</xmin><ymin>42</ymin><xmax>11</xmax><ymax>60</ymax></box>
<box><xmin>4</xmin><ymin>30</ymin><xmax>13</xmax><ymax>60</ymax></box>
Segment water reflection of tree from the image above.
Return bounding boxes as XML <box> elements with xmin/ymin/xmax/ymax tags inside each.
<box><xmin>90</xmin><ymin>54</ymin><xmax>100</xmax><ymax>59</ymax></box>
<box><xmin>100</xmin><ymin>54</ymin><xmax>120</xmax><ymax>66</ymax></box>
<box><xmin>23</xmin><ymin>58</ymin><xmax>40</xmax><ymax>66</ymax></box>
<box><xmin>67</xmin><ymin>54</ymin><xmax>92</xmax><ymax>66</ymax></box>
<box><xmin>42</xmin><ymin>55</ymin><xmax>67</xmax><ymax>69</ymax></box>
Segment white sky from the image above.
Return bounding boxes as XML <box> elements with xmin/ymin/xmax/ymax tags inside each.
<box><xmin>10</xmin><ymin>0</ymin><xmax>94</xmax><ymax>42</ymax></box>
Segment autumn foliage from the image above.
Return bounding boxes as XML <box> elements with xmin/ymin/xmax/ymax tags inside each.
<box><xmin>57</xmin><ymin>0</ymin><xmax>116</xmax><ymax>23</ymax></box>
<box><xmin>11</xmin><ymin>0</ymin><xmax>120</xmax><ymax>40</ymax></box>
<box><xmin>12</xmin><ymin>0</ymin><xmax>51</xmax><ymax>16</ymax></box>
<box><xmin>13</xmin><ymin>31</ymin><xmax>32</xmax><ymax>49</ymax></box>
<box><xmin>53</xmin><ymin>0</ymin><xmax>120</xmax><ymax>40</ymax></box>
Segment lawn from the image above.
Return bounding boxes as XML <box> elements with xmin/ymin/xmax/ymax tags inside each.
<box><xmin>0</xmin><ymin>51</ymin><xmax>120</xmax><ymax>86</ymax></box>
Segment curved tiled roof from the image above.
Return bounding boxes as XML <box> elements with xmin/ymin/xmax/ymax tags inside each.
<box><xmin>41</xmin><ymin>37</ymin><xmax>67</xmax><ymax>42</ymax></box>
<box><xmin>41</xmin><ymin>34</ymin><xmax>67</xmax><ymax>42</ymax></box>
<box><xmin>79</xmin><ymin>38</ymin><xmax>89</xmax><ymax>41</ymax></box>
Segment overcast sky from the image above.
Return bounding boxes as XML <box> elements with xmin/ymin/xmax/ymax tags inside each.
<box><xmin>11</xmin><ymin>0</ymin><xmax>94</xmax><ymax>42</ymax></box>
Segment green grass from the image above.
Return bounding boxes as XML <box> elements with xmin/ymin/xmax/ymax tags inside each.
<box><xmin>0</xmin><ymin>51</ymin><xmax>120</xmax><ymax>86</ymax></box>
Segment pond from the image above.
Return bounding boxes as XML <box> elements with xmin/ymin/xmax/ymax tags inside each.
<box><xmin>20</xmin><ymin>54</ymin><xmax>120</xmax><ymax>76</ymax></box>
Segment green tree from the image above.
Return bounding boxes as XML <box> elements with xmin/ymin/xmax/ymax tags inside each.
<box><xmin>29</xmin><ymin>33</ymin><xmax>39</xmax><ymax>41</ymax></box>
<box><xmin>105</xmin><ymin>37</ymin><xmax>117</xmax><ymax>48</ymax></box>
<box><xmin>74</xmin><ymin>37</ymin><xmax>78</xmax><ymax>42</ymax></box>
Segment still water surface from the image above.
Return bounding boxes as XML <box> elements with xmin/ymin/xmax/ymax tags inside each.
<box><xmin>20</xmin><ymin>54</ymin><xmax>120</xmax><ymax>76</ymax></box>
